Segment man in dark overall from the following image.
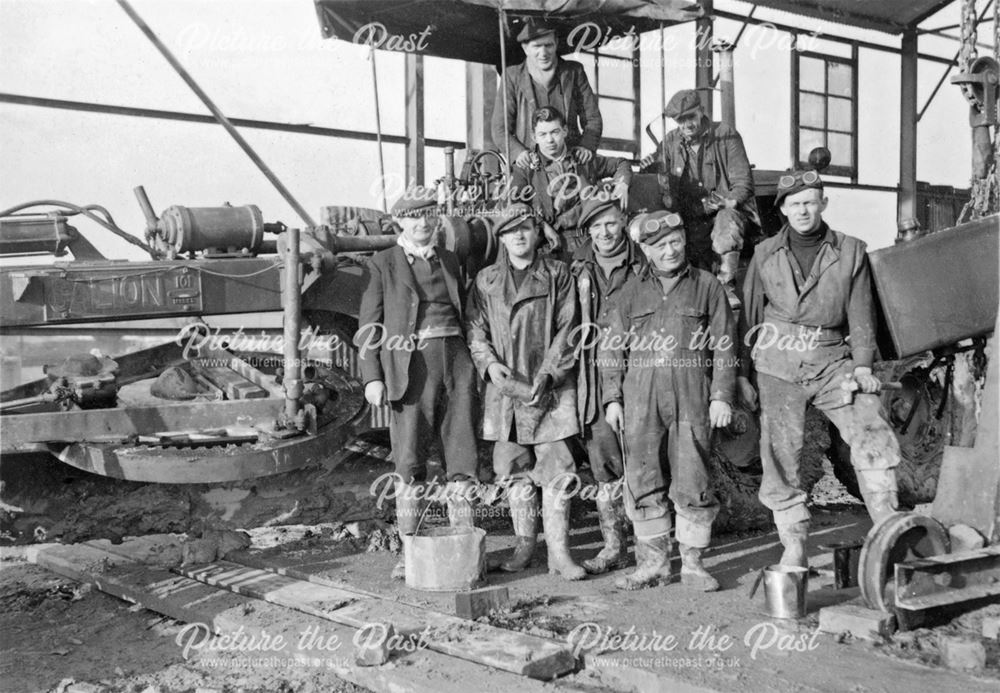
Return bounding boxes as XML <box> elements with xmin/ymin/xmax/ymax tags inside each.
<box><xmin>510</xmin><ymin>106</ymin><xmax>631</xmax><ymax>256</ymax></box>
<box><xmin>467</xmin><ymin>203</ymin><xmax>585</xmax><ymax>581</ymax></box>
<box><xmin>491</xmin><ymin>19</ymin><xmax>602</xmax><ymax>170</ymax></box>
<box><xmin>600</xmin><ymin>212</ymin><xmax>737</xmax><ymax>591</ymax></box>
<box><xmin>356</xmin><ymin>191</ymin><xmax>478</xmax><ymax>579</ymax></box>
<box><xmin>740</xmin><ymin>171</ymin><xmax>900</xmax><ymax>568</ymax></box>
<box><xmin>569</xmin><ymin>195</ymin><xmax>646</xmax><ymax>574</ymax></box>
<box><xmin>641</xmin><ymin>89</ymin><xmax>759</xmax><ymax>308</ymax></box>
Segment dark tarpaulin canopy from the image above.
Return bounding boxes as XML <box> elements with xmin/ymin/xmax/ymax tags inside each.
<box><xmin>313</xmin><ymin>0</ymin><xmax>704</xmax><ymax>65</ymax></box>
<box><xmin>749</xmin><ymin>0</ymin><xmax>954</xmax><ymax>34</ymax></box>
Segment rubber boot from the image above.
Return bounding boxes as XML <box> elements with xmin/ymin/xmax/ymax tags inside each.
<box><xmin>679</xmin><ymin>544</ymin><xmax>720</xmax><ymax>592</ymax></box>
<box><xmin>391</xmin><ymin>480</ymin><xmax>424</xmax><ymax>580</ymax></box>
<box><xmin>542</xmin><ymin>484</ymin><xmax>586</xmax><ymax>580</ymax></box>
<box><xmin>858</xmin><ymin>469</ymin><xmax>899</xmax><ymax>525</ymax></box>
<box><xmin>446</xmin><ymin>479</ymin><xmax>475</xmax><ymax>529</ymax></box>
<box><xmin>494</xmin><ymin>481</ymin><xmax>538</xmax><ymax>572</ymax></box>
<box><xmin>776</xmin><ymin>519</ymin><xmax>810</xmax><ymax>569</ymax></box>
<box><xmin>582</xmin><ymin>483</ymin><xmax>628</xmax><ymax>574</ymax></box>
<box><xmin>717</xmin><ymin>250</ymin><xmax>742</xmax><ymax>310</ymax></box>
<box><xmin>614</xmin><ymin>533</ymin><xmax>672</xmax><ymax>590</ymax></box>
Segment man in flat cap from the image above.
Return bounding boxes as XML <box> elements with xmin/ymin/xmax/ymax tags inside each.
<box><xmin>492</xmin><ymin>19</ymin><xmax>602</xmax><ymax>171</ymax></box>
<box><xmin>641</xmin><ymin>89</ymin><xmax>759</xmax><ymax>308</ymax></box>
<box><xmin>510</xmin><ymin>106</ymin><xmax>631</xmax><ymax>257</ymax></box>
<box><xmin>356</xmin><ymin>186</ymin><xmax>478</xmax><ymax>579</ymax></box>
<box><xmin>467</xmin><ymin>203</ymin><xmax>585</xmax><ymax>580</ymax></box>
<box><xmin>599</xmin><ymin>211</ymin><xmax>736</xmax><ymax>591</ymax></box>
<box><xmin>740</xmin><ymin>172</ymin><xmax>900</xmax><ymax>569</ymax></box>
<box><xmin>569</xmin><ymin>194</ymin><xmax>646</xmax><ymax>574</ymax></box>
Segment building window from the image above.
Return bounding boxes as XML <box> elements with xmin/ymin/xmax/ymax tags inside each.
<box><xmin>792</xmin><ymin>49</ymin><xmax>858</xmax><ymax>179</ymax></box>
<box><xmin>579</xmin><ymin>45</ymin><xmax>640</xmax><ymax>157</ymax></box>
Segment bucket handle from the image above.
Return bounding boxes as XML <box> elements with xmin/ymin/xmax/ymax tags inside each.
<box><xmin>748</xmin><ymin>567</ymin><xmax>765</xmax><ymax>600</ymax></box>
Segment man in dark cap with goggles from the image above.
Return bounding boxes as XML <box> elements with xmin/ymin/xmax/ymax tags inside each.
<box><xmin>599</xmin><ymin>211</ymin><xmax>737</xmax><ymax>591</ymax></box>
<box><xmin>640</xmin><ymin>88</ymin><xmax>759</xmax><ymax>308</ymax></box>
<box><xmin>740</xmin><ymin>171</ymin><xmax>901</xmax><ymax>570</ymax></box>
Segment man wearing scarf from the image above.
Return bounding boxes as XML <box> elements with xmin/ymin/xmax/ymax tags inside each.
<box><xmin>641</xmin><ymin>89</ymin><xmax>759</xmax><ymax>309</ymax></box>
<box><xmin>740</xmin><ymin>172</ymin><xmax>901</xmax><ymax>569</ymax></box>
<box><xmin>569</xmin><ymin>196</ymin><xmax>646</xmax><ymax>575</ymax></box>
<box><xmin>356</xmin><ymin>187</ymin><xmax>478</xmax><ymax>580</ymax></box>
<box><xmin>599</xmin><ymin>212</ymin><xmax>736</xmax><ymax>591</ymax></box>
<box><xmin>510</xmin><ymin>106</ymin><xmax>631</xmax><ymax>257</ymax></box>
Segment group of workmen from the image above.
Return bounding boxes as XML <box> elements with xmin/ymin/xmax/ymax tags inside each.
<box><xmin>356</xmin><ymin>20</ymin><xmax>902</xmax><ymax>592</ymax></box>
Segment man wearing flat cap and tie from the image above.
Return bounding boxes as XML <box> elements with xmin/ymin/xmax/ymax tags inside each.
<box><xmin>492</xmin><ymin>18</ymin><xmax>602</xmax><ymax>170</ymax></box>
<box><xmin>641</xmin><ymin>89</ymin><xmax>759</xmax><ymax>309</ymax></box>
<box><xmin>739</xmin><ymin>171</ymin><xmax>901</xmax><ymax>570</ymax></box>
<box><xmin>599</xmin><ymin>212</ymin><xmax>737</xmax><ymax>591</ymax></box>
<box><xmin>356</xmin><ymin>187</ymin><xmax>478</xmax><ymax>580</ymax></box>
<box><xmin>467</xmin><ymin>203</ymin><xmax>586</xmax><ymax>581</ymax></box>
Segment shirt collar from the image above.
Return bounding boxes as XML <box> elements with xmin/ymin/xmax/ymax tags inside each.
<box><xmin>779</xmin><ymin>221</ymin><xmax>833</xmax><ymax>251</ymax></box>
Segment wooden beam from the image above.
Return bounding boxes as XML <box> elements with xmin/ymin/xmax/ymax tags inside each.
<box><xmin>466</xmin><ymin>64</ymin><xmax>497</xmax><ymax>151</ymax></box>
<box><xmin>696</xmin><ymin>0</ymin><xmax>714</xmax><ymax>118</ymax></box>
<box><xmin>405</xmin><ymin>53</ymin><xmax>425</xmax><ymax>186</ymax></box>
<box><xmin>899</xmin><ymin>27</ymin><xmax>919</xmax><ymax>225</ymax></box>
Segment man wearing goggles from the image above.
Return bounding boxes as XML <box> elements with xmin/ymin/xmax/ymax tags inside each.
<box><xmin>739</xmin><ymin>171</ymin><xmax>901</xmax><ymax>570</ymax></box>
<box><xmin>640</xmin><ymin>89</ymin><xmax>760</xmax><ymax>309</ymax></box>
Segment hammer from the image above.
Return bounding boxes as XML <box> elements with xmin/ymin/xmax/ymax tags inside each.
<box><xmin>840</xmin><ymin>376</ymin><xmax>903</xmax><ymax>405</ymax></box>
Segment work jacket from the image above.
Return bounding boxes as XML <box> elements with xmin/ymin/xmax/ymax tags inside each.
<box><xmin>491</xmin><ymin>59</ymin><xmax>602</xmax><ymax>160</ymax></box>
<box><xmin>356</xmin><ymin>245</ymin><xmax>465</xmax><ymax>402</ymax></box>
<box><xmin>741</xmin><ymin>223</ymin><xmax>877</xmax><ymax>383</ymax></box>
<box><xmin>570</xmin><ymin>239</ymin><xmax>647</xmax><ymax>429</ymax></box>
<box><xmin>467</xmin><ymin>253</ymin><xmax>579</xmax><ymax>444</ymax></box>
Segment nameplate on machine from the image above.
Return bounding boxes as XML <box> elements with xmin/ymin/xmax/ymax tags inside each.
<box><xmin>42</xmin><ymin>266</ymin><xmax>204</xmax><ymax>321</ymax></box>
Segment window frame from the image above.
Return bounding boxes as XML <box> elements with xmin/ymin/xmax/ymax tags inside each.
<box><xmin>791</xmin><ymin>45</ymin><xmax>859</xmax><ymax>181</ymax></box>
<box><xmin>582</xmin><ymin>46</ymin><xmax>641</xmax><ymax>156</ymax></box>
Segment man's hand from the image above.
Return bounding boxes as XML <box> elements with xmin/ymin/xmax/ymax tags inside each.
<box><xmin>737</xmin><ymin>376</ymin><xmax>758</xmax><ymax>411</ymax></box>
<box><xmin>709</xmin><ymin>400</ymin><xmax>733</xmax><ymax>428</ymax></box>
<box><xmin>487</xmin><ymin>362</ymin><xmax>512</xmax><ymax>384</ymax></box>
<box><xmin>639</xmin><ymin>153</ymin><xmax>659</xmax><ymax>172</ymax></box>
<box><xmin>853</xmin><ymin>366</ymin><xmax>881</xmax><ymax>394</ymax></box>
<box><xmin>612</xmin><ymin>181</ymin><xmax>629</xmax><ymax>210</ymax></box>
<box><xmin>514</xmin><ymin>150</ymin><xmax>533</xmax><ymax>169</ymax></box>
<box><xmin>605</xmin><ymin>402</ymin><xmax>625</xmax><ymax>432</ymax></box>
<box><xmin>572</xmin><ymin>146</ymin><xmax>594</xmax><ymax>164</ymax></box>
<box><xmin>702</xmin><ymin>196</ymin><xmax>721</xmax><ymax>215</ymax></box>
<box><xmin>527</xmin><ymin>374</ymin><xmax>552</xmax><ymax>408</ymax></box>
<box><xmin>542</xmin><ymin>221</ymin><xmax>561</xmax><ymax>253</ymax></box>
<box><xmin>364</xmin><ymin>380</ymin><xmax>387</xmax><ymax>407</ymax></box>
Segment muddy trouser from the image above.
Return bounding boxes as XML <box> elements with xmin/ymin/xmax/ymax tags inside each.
<box><xmin>389</xmin><ymin>336</ymin><xmax>478</xmax><ymax>483</ymax></box>
<box><xmin>622</xmin><ymin>374</ymin><xmax>719</xmax><ymax>548</ymax></box>
<box><xmin>493</xmin><ymin>439</ymin><xmax>576</xmax><ymax>488</ymax></box>
<box><xmin>757</xmin><ymin>362</ymin><xmax>901</xmax><ymax>528</ymax></box>
<box><xmin>686</xmin><ymin>208</ymin><xmax>747</xmax><ymax>271</ymax></box>
<box><xmin>584</xmin><ymin>379</ymin><xmax>625</xmax><ymax>484</ymax></box>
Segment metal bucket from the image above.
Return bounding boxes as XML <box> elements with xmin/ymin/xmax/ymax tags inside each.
<box><xmin>756</xmin><ymin>564</ymin><xmax>809</xmax><ymax>619</ymax></box>
<box><xmin>404</xmin><ymin>526</ymin><xmax>486</xmax><ymax>592</ymax></box>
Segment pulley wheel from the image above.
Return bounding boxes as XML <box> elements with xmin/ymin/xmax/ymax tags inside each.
<box><xmin>859</xmin><ymin>511</ymin><xmax>950</xmax><ymax>613</ymax></box>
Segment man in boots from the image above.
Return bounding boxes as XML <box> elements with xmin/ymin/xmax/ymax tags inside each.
<box><xmin>640</xmin><ymin>89</ymin><xmax>759</xmax><ymax>308</ymax></box>
<box><xmin>740</xmin><ymin>171</ymin><xmax>901</xmax><ymax>568</ymax></box>
<box><xmin>467</xmin><ymin>203</ymin><xmax>585</xmax><ymax>581</ymax></box>
<box><xmin>356</xmin><ymin>189</ymin><xmax>478</xmax><ymax>579</ymax></box>
<box><xmin>569</xmin><ymin>196</ymin><xmax>646</xmax><ymax>574</ymax></box>
<box><xmin>600</xmin><ymin>212</ymin><xmax>737</xmax><ymax>591</ymax></box>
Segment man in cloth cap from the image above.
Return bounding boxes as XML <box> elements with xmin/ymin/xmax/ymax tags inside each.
<box><xmin>569</xmin><ymin>194</ymin><xmax>646</xmax><ymax>574</ymax></box>
<box><xmin>467</xmin><ymin>203</ymin><xmax>585</xmax><ymax>580</ymax></box>
<box><xmin>492</xmin><ymin>19</ymin><xmax>602</xmax><ymax>170</ymax></box>
<box><xmin>640</xmin><ymin>89</ymin><xmax>759</xmax><ymax>308</ymax></box>
<box><xmin>510</xmin><ymin>106</ymin><xmax>631</xmax><ymax>257</ymax></box>
<box><xmin>599</xmin><ymin>212</ymin><xmax>737</xmax><ymax>591</ymax></box>
<box><xmin>356</xmin><ymin>185</ymin><xmax>478</xmax><ymax>579</ymax></box>
<box><xmin>740</xmin><ymin>171</ymin><xmax>901</xmax><ymax>569</ymax></box>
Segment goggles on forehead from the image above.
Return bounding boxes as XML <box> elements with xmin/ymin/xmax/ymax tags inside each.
<box><xmin>778</xmin><ymin>170</ymin><xmax>821</xmax><ymax>190</ymax></box>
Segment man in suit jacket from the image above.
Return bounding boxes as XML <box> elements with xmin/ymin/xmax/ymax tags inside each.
<box><xmin>491</xmin><ymin>19</ymin><xmax>602</xmax><ymax>170</ymax></box>
<box><xmin>356</xmin><ymin>189</ymin><xmax>478</xmax><ymax>579</ymax></box>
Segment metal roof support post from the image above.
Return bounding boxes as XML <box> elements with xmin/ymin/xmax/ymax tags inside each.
<box><xmin>114</xmin><ymin>0</ymin><xmax>316</xmax><ymax>227</ymax></box>
<box><xmin>899</xmin><ymin>26</ymin><xmax>919</xmax><ymax>225</ymax></box>
<box><xmin>405</xmin><ymin>53</ymin><xmax>425</xmax><ymax>188</ymax></box>
<box><xmin>466</xmin><ymin>64</ymin><xmax>497</xmax><ymax>151</ymax></box>
<box><xmin>498</xmin><ymin>7</ymin><xmax>512</xmax><ymax>179</ymax></box>
<box><xmin>370</xmin><ymin>46</ymin><xmax>388</xmax><ymax>212</ymax></box>
<box><xmin>696</xmin><ymin>0</ymin><xmax>714</xmax><ymax>118</ymax></box>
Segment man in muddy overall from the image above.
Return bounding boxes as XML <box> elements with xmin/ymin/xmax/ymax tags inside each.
<box><xmin>569</xmin><ymin>195</ymin><xmax>647</xmax><ymax>575</ymax></box>
<box><xmin>356</xmin><ymin>190</ymin><xmax>478</xmax><ymax>579</ymax></box>
<box><xmin>510</xmin><ymin>106</ymin><xmax>631</xmax><ymax>256</ymax></box>
<box><xmin>740</xmin><ymin>171</ymin><xmax>900</xmax><ymax>568</ymax></box>
<box><xmin>640</xmin><ymin>89</ymin><xmax>759</xmax><ymax>308</ymax></box>
<box><xmin>467</xmin><ymin>203</ymin><xmax>585</xmax><ymax>581</ymax></box>
<box><xmin>600</xmin><ymin>212</ymin><xmax>737</xmax><ymax>591</ymax></box>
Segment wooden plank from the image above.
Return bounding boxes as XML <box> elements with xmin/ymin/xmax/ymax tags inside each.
<box><xmin>28</xmin><ymin>543</ymin><xmax>565</xmax><ymax>693</ymax></box>
<box><xmin>192</xmin><ymin>362</ymin><xmax>269</xmax><ymax>400</ymax></box>
<box><xmin>180</xmin><ymin>561</ymin><xmax>576</xmax><ymax>680</ymax></box>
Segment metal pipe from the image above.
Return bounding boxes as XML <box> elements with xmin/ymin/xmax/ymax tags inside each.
<box><xmin>444</xmin><ymin>147</ymin><xmax>456</xmax><ymax>215</ymax></box>
<box><xmin>282</xmin><ymin>227</ymin><xmax>303</xmax><ymax>422</ymax></box>
<box><xmin>695</xmin><ymin>0</ymin><xmax>714</xmax><ymax>118</ymax></box>
<box><xmin>114</xmin><ymin>0</ymin><xmax>316</xmax><ymax>228</ymax></box>
<box><xmin>498</xmin><ymin>8</ymin><xmax>512</xmax><ymax>180</ymax></box>
<box><xmin>370</xmin><ymin>46</ymin><xmax>388</xmax><ymax>213</ymax></box>
<box><xmin>714</xmin><ymin>41</ymin><xmax>736</xmax><ymax>128</ymax></box>
<box><xmin>899</xmin><ymin>27</ymin><xmax>919</xmax><ymax>224</ymax></box>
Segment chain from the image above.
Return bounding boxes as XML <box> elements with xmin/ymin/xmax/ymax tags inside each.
<box><xmin>960</xmin><ymin>0</ymin><xmax>979</xmax><ymax>71</ymax></box>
